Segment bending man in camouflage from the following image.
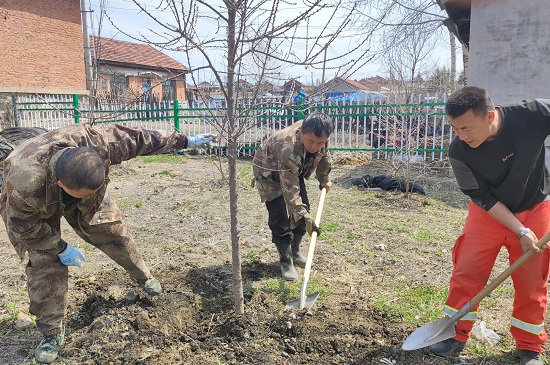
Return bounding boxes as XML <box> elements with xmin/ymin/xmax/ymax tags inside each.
<box><xmin>0</xmin><ymin>123</ymin><xmax>215</xmax><ymax>364</ymax></box>
<box><xmin>253</xmin><ymin>112</ymin><xmax>334</xmax><ymax>280</ymax></box>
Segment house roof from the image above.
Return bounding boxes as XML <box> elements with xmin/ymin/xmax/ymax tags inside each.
<box><xmin>437</xmin><ymin>0</ymin><xmax>471</xmax><ymax>48</ymax></box>
<box><xmin>284</xmin><ymin>79</ymin><xmax>302</xmax><ymax>89</ymax></box>
<box><xmin>93</xmin><ymin>36</ymin><xmax>189</xmax><ymax>73</ymax></box>
<box><xmin>326</xmin><ymin>77</ymin><xmax>373</xmax><ymax>91</ymax></box>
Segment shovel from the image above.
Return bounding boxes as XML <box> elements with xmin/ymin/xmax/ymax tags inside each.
<box><xmin>402</xmin><ymin>230</ymin><xmax>550</xmax><ymax>351</ymax></box>
<box><xmin>286</xmin><ymin>187</ymin><xmax>328</xmax><ymax>311</ymax></box>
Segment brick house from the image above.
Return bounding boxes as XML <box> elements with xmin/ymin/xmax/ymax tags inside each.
<box><xmin>93</xmin><ymin>36</ymin><xmax>191</xmax><ymax>103</ymax></box>
<box><xmin>321</xmin><ymin>77</ymin><xmax>381</xmax><ymax>102</ymax></box>
<box><xmin>0</xmin><ymin>0</ymin><xmax>87</xmax><ymax>94</ymax></box>
<box><xmin>283</xmin><ymin>79</ymin><xmax>303</xmax><ymax>93</ymax></box>
<box><xmin>323</xmin><ymin>77</ymin><xmax>375</xmax><ymax>95</ymax></box>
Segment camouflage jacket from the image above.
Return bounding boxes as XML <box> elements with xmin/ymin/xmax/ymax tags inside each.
<box><xmin>0</xmin><ymin>123</ymin><xmax>187</xmax><ymax>259</ymax></box>
<box><xmin>252</xmin><ymin>121</ymin><xmax>331</xmax><ymax>225</ymax></box>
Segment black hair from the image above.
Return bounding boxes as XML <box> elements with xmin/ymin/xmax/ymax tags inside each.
<box><xmin>301</xmin><ymin>112</ymin><xmax>334</xmax><ymax>138</ymax></box>
<box><xmin>55</xmin><ymin>147</ymin><xmax>105</xmax><ymax>191</ymax></box>
<box><xmin>445</xmin><ymin>86</ymin><xmax>495</xmax><ymax>119</ymax></box>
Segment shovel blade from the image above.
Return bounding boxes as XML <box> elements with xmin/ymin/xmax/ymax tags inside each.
<box><xmin>401</xmin><ymin>316</ymin><xmax>457</xmax><ymax>351</ymax></box>
<box><xmin>285</xmin><ymin>292</ymin><xmax>319</xmax><ymax>311</ymax></box>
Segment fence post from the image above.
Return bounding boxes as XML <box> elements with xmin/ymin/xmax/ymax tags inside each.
<box><xmin>73</xmin><ymin>94</ymin><xmax>80</xmax><ymax>124</ymax></box>
<box><xmin>173</xmin><ymin>99</ymin><xmax>181</xmax><ymax>132</ymax></box>
<box><xmin>12</xmin><ymin>95</ymin><xmax>19</xmax><ymax>127</ymax></box>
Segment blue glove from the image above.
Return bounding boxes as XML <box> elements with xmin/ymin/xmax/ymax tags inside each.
<box><xmin>187</xmin><ymin>133</ymin><xmax>217</xmax><ymax>149</ymax></box>
<box><xmin>58</xmin><ymin>245</ymin><xmax>87</xmax><ymax>268</ymax></box>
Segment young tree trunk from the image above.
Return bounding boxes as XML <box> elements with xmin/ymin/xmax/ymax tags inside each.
<box><xmin>227</xmin><ymin>137</ymin><xmax>244</xmax><ymax>314</ymax></box>
<box><xmin>226</xmin><ymin>6</ymin><xmax>244</xmax><ymax>315</ymax></box>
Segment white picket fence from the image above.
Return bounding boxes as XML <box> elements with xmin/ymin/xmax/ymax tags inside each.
<box><xmin>12</xmin><ymin>93</ymin><xmax>452</xmax><ymax>161</ymax></box>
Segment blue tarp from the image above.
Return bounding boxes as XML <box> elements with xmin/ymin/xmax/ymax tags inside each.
<box><xmin>324</xmin><ymin>91</ymin><xmax>382</xmax><ymax>103</ymax></box>
<box><xmin>293</xmin><ymin>90</ymin><xmax>307</xmax><ymax>104</ymax></box>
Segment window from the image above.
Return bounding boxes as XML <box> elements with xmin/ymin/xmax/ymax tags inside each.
<box><xmin>109</xmin><ymin>75</ymin><xmax>127</xmax><ymax>98</ymax></box>
<box><xmin>162</xmin><ymin>79</ymin><xmax>175</xmax><ymax>100</ymax></box>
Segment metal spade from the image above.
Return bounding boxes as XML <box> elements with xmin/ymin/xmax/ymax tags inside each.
<box><xmin>286</xmin><ymin>187</ymin><xmax>327</xmax><ymax>311</ymax></box>
<box><xmin>402</xmin><ymin>230</ymin><xmax>550</xmax><ymax>351</ymax></box>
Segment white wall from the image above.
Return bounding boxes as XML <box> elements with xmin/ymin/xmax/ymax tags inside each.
<box><xmin>468</xmin><ymin>0</ymin><xmax>550</xmax><ymax>104</ymax></box>
<box><xmin>467</xmin><ymin>0</ymin><xmax>550</xmax><ymax>170</ymax></box>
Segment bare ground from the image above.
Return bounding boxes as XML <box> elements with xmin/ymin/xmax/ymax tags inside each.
<box><xmin>0</xmin><ymin>154</ymin><xmax>547</xmax><ymax>364</ymax></box>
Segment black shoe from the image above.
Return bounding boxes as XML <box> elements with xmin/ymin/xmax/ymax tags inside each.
<box><xmin>275</xmin><ymin>243</ymin><xmax>298</xmax><ymax>281</ymax></box>
<box><xmin>429</xmin><ymin>338</ymin><xmax>466</xmax><ymax>357</ymax></box>
<box><xmin>517</xmin><ymin>350</ymin><xmax>543</xmax><ymax>365</ymax></box>
<box><xmin>132</xmin><ymin>276</ymin><xmax>162</xmax><ymax>296</ymax></box>
<box><xmin>291</xmin><ymin>235</ymin><xmax>307</xmax><ymax>267</ymax></box>
<box><xmin>35</xmin><ymin>332</ymin><xmax>64</xmax><ymax>363</ymax></box>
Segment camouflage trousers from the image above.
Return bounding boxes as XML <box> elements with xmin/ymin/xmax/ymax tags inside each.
<box><xmin>265</xmin><ymin>175</ymin><xmax>310</xmax><ymax>246</ymax></box>
<box><xmin>27</xmin><ymin>198</ymin><xmax>151</xmax><ymax>336</ymax></box>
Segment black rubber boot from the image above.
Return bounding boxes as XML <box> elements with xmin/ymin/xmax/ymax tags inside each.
<box><xmin>275</xmin><ymin>243</ymin><xmax>298</xmax><ymax>281</ymax></box>
<box><xmin>291</xmin><ymin>235</ymin><xmax>307</xmax><ymax>267</ymax></box>
<box><xmin>429</xmin><ymin>338</ymin><xmax>466</xmax><ymax>357</ymax></box>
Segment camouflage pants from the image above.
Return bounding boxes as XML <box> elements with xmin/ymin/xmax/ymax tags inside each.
<box><xmin>265</xmin><ymin>175</ymin><xmax>310</xmax><ymax>246</ymax></box>
<box><xmin>27</xmin><ymin>193</ymin><xmax>151</xmax><ymax>336</ymax></box>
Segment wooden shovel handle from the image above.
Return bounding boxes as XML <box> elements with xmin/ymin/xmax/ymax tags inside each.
<box><xmin>303</xmin><ymin>187</ymin><xmax>327</xmax><ymax>281</ymax></box>
<box><xmin>469</xmin><ymin>230</ymin><xmax>550</xmax><ymax>309</ymax></box>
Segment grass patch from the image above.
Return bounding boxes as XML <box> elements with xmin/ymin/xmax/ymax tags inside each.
<box><xmin>410</xmin><ymin>228</ymin><xmax>445</xmax><ymax>241</ymax></box>
<box><xmin>384</xmin><ymin>224</ymin><xmax>408</xmax><ymax>233</ymax></box>
<box><xmin>119</xmin><ymin>199</ymin><xmax>143</xmax><ymax>209</ymax></box>
<box><xmin>261</xmin><ymin>276</ymin><xmax>330</xmax><ymax>303</ymax></box>
<box><xmin>243</xmin><ymin>250</ymin><xmax>261</xmax><ymax>264</ymax></box>
<box><xmin>370</xmin><ymin>282</ymin><xmax>448</xmax><ymax>324</ymax></box>
<box><xmin>0</xmin><ymin>301</ymin><xmax>18</xmax><ymax>326</ymax></box>
<box><xmin>237</xmin><ymin>165</ymin><xmax>254</xmax><ymax>187</ymax></box>
<box><xmin>321</xmin><ymin>221</ymin><xmax>341</xmax><ymax>232</ymax></box>
<box><xmin>137</xmin><ymin>154</ymin><xmax>188</xmax><ymax>164</ymax></box>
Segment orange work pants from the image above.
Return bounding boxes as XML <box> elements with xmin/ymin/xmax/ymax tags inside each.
<box><xmin>445</xmin><ymin>200</ymin><xmax>550</xmax><ymax>353</ymax></box>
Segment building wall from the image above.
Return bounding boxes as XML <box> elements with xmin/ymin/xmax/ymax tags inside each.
<box><xmin>468</xmin><ymin>0</ymin><xmax>550</xmax><ymax>170</ymax></box>
<box><xmin>0</xmin><ymin>0</ymin><xmax>87</xmax><ymax>94</ymax></box>
<box><xmin>175</xmin><ymin>79</ymin><xmax>187</xmax><ymax>101</ymax></box>
<box><xmin>96</xmin><ymin>65</ymin><xmax>187</xmax><ymax>102</ymax></box>
<box><xmin>468</xmin><ymin>0</ymin><xmax>550</xmax><ymax>104</ymax></box>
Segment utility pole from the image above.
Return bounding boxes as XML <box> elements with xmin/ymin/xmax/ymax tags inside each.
<box><xmin>321</xmin><ymin>44</ymin><xmax>328</xmax><ymax>89</ymax></box>
<box><xmin>80</xmin><ymin>0</ymin><xmax>95</xmax><ymax>110</ymax></box>
<box><xmin>321</xmin><ymin>44</ymin><xmax>328</xmax><ymax>97</ymax></box>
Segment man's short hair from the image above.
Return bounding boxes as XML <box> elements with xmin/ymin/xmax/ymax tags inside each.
<box><xmin>301</xmin><ymin>112</ymin><xmax>334</xmax><ymax>138</ymax></box>
<box><xmin>55</xmin><ymin>147</ymin><xmax>105</xmax><ymax>191</ymax></box>
<box><xmin>445</xmin><ymin>86</ymin><xmax>495</xmax><ymax>119</ymax></box>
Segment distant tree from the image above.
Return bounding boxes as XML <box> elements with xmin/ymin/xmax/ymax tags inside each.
<box><xmin>350</xmin><ymin>0</ymin><xmax>461</xmax><ymax>84</ymax></box>
<box><xmin>457</xmin><ymin>68</ymin><xmax>466</xmax><ymax>87</ymax></box>
<box><xmin>426</xmin><ymin>66</ymin><xmax>453</xmax><ymax>93</ymax></box>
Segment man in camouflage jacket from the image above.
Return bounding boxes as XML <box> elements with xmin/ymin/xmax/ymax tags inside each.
<box><xmin>253</xmin><ymin>112</ymin><xmax>334</xmax><ymax>280</ymax></box>
<box><xmin>0</xmin><ymin>123</ymin><xmax>214</xmax><ymax>364</ymax></box>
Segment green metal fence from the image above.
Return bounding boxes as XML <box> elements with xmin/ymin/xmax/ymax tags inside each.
<box><xmin>13</xmin><ymin>93</ymin><xmax>451</xmax><ymax>161</ymax></box>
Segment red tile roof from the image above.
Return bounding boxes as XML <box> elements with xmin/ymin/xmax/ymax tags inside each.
<box><xmin>93</xmin><ymin>36</ymin><xmax>188</xmax><ymax>73</ymax></box>
<box><xmin>340</xmin><ymin>77</ymin><xmax>371</xmax><ymax>90</ymax></box>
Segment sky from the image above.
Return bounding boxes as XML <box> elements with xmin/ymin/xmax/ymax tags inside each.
<box><xmin>86</xmin><ymin>0</ymin><xmax>463</xmax><ymax>85</ymax></box>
